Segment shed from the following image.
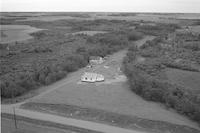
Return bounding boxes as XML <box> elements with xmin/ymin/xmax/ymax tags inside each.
<box><xmin>89</xmin><ymin>56</ymin><xmax>104</xmax><ymax>64</ymax></box>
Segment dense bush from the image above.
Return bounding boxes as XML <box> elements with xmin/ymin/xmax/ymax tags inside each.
<box><xmin>0</xmin><ymin>43</ymin><xmax>8</xmax><ymax>50</ymax></box>
<box><xmin>140</xmin><ymin>37</ymin><xmax>163</xmax><ymax>49</ymax></box>
<box><xmin>0</xmin><ymin>73</ymin><xmax>36</xmax><ymax>98</ymax></box>
<box><xmin>163</xmin><ymin>62</ymin><xmax>199</xmax><ymax>72</ymax></box>
<box><xmin>136</xmin><ymin>23</ymin><xmax>180</xmax><ymax>36</ymax></box>
<box><xmin>1</xmin><ymin>66</ymin><xmax>68</xmax><ymax>98</ymax></box>
<box><xmin>1</xmin><ymin>54</ymin><xmax>86</xmax><ymax>98</ymax></box>
<box><xmin>31</xmin><ymin>32</ymin><xmax>47</xmax><ymax>40</ymax></box>
<box><xmin>62</xmin><ymin>54</ymin><xmax>88</xmax><ymax>72</ymax></box>
<box><xmin>127</xmin><ymin>31</ymin><xmax>143</xmax><ymax>41</ymax></box>
<box><xmin>87</xmin><ymin>33</ymin><xmax>129</xmax><ymax>46</ymax></box>
<box><xmin>87</xmin><ymin>45</ymin><xmax>120</xmax><ymax>57</ymax></box>
<box><xmin>1</xmin><ymin>51</ymin><xmax>91</xmax><ymax>98</ymax></box>
<box><xmin>85</xmin><ymin>31</ymin><xmax>143</xmax><ymax>57</ymax></box>
<box><xmin>17</xmin><ymin>76</ymin><xmax>37</xmax><ymax>90</ymax></box>
<box><xmin>1</xmin><ymin>81</ymin><xmax>26</xmax><ymax>98</ymax></box>
<box><xmin>182</xmin><ymin>42</ymin><xmax>200</xmax><ymax>51</ymax></box>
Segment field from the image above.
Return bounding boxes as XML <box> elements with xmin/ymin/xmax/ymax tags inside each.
<box><xmin>0</xmin><ymin>25</ymin><xmax>43</xmax><ymax>43</ymax></box>
<box><xmin>166</xmin><ymin>68</ymin><xmax>200</xmax><ymax>92</ymax></box>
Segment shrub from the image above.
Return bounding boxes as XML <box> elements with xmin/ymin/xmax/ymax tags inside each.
<box><xmin>136</xmin><ymin>23</ymin><xmax>180</xmax><ymax>36</ymax></box>
<box><xmin>87</xmin><ymin>33</ymin><xmax>129</xmax><ymax>47</ymax></box>
<box><xmin>54</xmin><ymin>71</ymin><xmax>67</xmax><ymax>80</ymax></box>
<box><xmin>0</xmin><ymin>43</ymin><xmax>8</xmax><ymax>50</ymax></box>
<box><xmin>38</xmin><ymin>72</ymin><xmax>47</xmax><ymax>84</ymax></box>
<box><xmin>62</xmin><ymin>54</ymin><xmax>88</xmax><ymax>72</ymax></box>
<box><xmin>1</xmin><ymin>81</ymin><xmax>26</xmax><ymax>98</ymax></box>
<box><xmin>45</xmin><ymin>71</ymin><xmax>66</xmax><ymax>85</ymax></box>
<box><xmin>127</xmin><ymin>31</ymin><xmax>143</xmax><ymax>41</ymax></box>
<box><xmin>17</xmin><ymin>76</ymin><xmax>37</xmax><ymax>90</ymax></box>
<box><xmin>45</xmin><ymin>73</ymin><xmax>57</xmax><ymax>85</ymax></box>
<box><xmin>76</xmin><ymin>46</ymin><xmax>87</xmax><ymax>53</ymax></box>
<box><xmin>88</xmin><ymin>46</ymin><xmax>110</xmax><ymax>57</ymax></box>
<box><xmin>31</xmin><ymin>32</ymin><xmax>47</xmax><ymax>40</ymax></box>
<box><xmin>182</xmin><ymin>42</ymin><xmax>200</xmax><ymax>51</ymax></box>
<box><xmin>62</xmin><ymin>60</ymin><xmax>79</xmax><ymax>72</ymax></box>
<box><xmin>143</xmin><ymin>88</ymin><xmax>164</xmax><ymax>101</ymax></box>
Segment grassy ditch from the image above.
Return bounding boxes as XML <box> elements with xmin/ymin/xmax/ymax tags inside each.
<box><xmin>2</xmin><ymin>113</ymin><xmax>102</xmax><ymax>133</ymax></box>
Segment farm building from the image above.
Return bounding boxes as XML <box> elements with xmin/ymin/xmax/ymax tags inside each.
<box><xmin>89</xmin><ymin>56</ymin><xmax>104</xmax><ymax>65</ymax></box>
<box><xmin>81</xmin><ymin>72</ymin><xmax>104</xmax><ymax>82</ymax></box>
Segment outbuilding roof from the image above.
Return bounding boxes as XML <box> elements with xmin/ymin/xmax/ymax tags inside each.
<box><xmin>89</xmin><ymin>56</ymin><xmax>102</xmax><ymax>60</ymax></box>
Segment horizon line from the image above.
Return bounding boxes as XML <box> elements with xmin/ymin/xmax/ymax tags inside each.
<box><xmin>1</xmin><ymin>11</ymin><xmax>200</xmax><ymax>14</ymax></box>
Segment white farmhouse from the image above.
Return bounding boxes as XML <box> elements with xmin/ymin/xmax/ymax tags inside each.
<box><xmin>81</xmin><ymin>72</ymin><xmax>104</xmax><ymax>83</ymax></box>
<box><xmin>89</xmin><ymin>56</ymin><xmax>104</xmax><ymax>65</ymax></box>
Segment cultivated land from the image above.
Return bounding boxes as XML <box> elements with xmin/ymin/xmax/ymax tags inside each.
<box><xmin>1</xmin><ymin>12</ymin><xmax>200</xmax><ymax>133</ymax></box>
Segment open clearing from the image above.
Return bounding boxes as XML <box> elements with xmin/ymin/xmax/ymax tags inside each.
<box><xmin>0</xmin><ymin>25</ymin><xmax>43</xmax><ymax>43</ymax></box>
<box><xmin>26</xmin><ymin>37</ymin><xmax>199</xmax><ymax>130</ymax></box>
<box><xmin>166</xmin><ymin>68</ymin><xmax>200</xmax><ymax>92</ymax></box>
<box><xmin>189</xmin><ymin>25</ymin><xmax>200</xmax><ymax>33</ymax></box>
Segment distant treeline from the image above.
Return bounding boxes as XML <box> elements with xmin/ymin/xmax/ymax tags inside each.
<box><xmin>136</xmin><ymin>23</ymin><xmax>180</xmax><ymax>36</ymax></box>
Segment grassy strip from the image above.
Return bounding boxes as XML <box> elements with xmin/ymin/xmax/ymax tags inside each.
<box><xmin>21</xmin><ymin>102</ymin><xmax>200</xmax><ymax>133</ymax></box>
<box><xmin>1</xmin><ymin>113</ymin><xmax>102</xmax><ymax>133</ymax></box>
